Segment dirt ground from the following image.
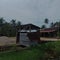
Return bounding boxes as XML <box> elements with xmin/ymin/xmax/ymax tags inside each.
<box><xmin>0</xmin><ymin>36</ymin><xmax>16</xmax><ymax>46</ymax></box>
<box><xmin>40</xmin><ymin>37</ymin><xmax>60</xmax><ymax>41</ymax></box>
<box><xmin>0</xmin><ymin>36</ymin><xmax>60</xmax><ymax>46</ymax></box>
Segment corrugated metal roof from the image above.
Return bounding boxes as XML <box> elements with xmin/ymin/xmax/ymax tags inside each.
<box><xmin>40</xmin><ymin>27</ymin><xmax>57</xmax><ymax>33</ymax></box>
<box><xmin>40</xmin><ymin>30</ymin><xmax>56</xmax><ymax>32</ymax></box>
<box><xmin>21</xmin><ymin>24</ymin><xmax>40</xmax><ymax>30</ymax></box>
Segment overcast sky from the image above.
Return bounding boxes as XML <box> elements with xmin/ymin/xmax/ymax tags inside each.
<box><xmin>0</xmin><ymin>0</ymin><xmax>60</xmax><ymax>26</ymax></box>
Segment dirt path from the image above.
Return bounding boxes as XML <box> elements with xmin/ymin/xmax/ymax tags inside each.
<box><xmin>0</xmin><ymin>36</ymin><xmax>16</xmax><ymax>46</ymax></box>
<box><xmin>40</xmin><ymin>37</ymin><xmax>60</xmax><ymax>41</ymax></box>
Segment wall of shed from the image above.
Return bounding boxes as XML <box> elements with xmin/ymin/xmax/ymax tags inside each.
<box><xmin>19</xmin><ymin>32</ymin><xmax>39</xmax><ymax>47</ymax></box>
<box><xmin>19</xmin><ymin>33</ymin><xmax>30</xmax><ymax>47</ymax></box>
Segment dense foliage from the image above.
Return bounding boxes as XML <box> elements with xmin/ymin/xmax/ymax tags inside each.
<box><xmin>0</xmin><ymin>17</ymin><xmax>21</xmax><ymax>37</ymax></box>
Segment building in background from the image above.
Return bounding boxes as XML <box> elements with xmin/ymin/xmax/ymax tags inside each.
<box><xmin>40</xmin><ymin>26</ymin><xmax>60</xmax><ymax>38</ymax></box>
<box><xmin>40</xmin><ymin>27</ymin><xmax>57</xmax><ymax>38</ymax></box>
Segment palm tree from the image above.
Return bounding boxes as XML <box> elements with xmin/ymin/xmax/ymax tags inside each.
<box><xmin>44</xmin><ymin>18</ymin><xmax>49</xmax><ymax>37</ymax></box>
<box><xmin>41</xmin><ymin>25</ymin><xmax>46</xmax><ymax>29</ymax></box>
<box><xmin>44</xmin><ymin>18</ymin><xmax>49</xmax><ymax>24</ymax></box>
<box><xmin>50</xmin><ymin>22</ymin><xmax>54</xmax><ymax>28</ymax></box>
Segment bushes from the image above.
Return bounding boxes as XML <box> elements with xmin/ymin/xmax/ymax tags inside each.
<box><xmin>28</xmin><ymin>41</ymin><xmax>60</xmax><ymax>60</ymax></box>
<box><xmin>39</xmin><ymin>41</ymin><xmax>60</xmax><ymax>60</ymax></box>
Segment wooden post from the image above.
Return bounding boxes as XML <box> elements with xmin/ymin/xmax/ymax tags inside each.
<box><xmin>16</xmin><ymin>28</ymin><xmax>20</xmax><ymax>44</ymax></box>
<box><xmin>29</xmin><ymin>25</ymin><xmax>31</xmax><ymax>32</ymax></box>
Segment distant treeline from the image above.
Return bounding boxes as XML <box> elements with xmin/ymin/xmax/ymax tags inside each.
<box><xmin>0</xmin><ymin>17</ymin><xmax>21</xmax><ymax>37</ymax></box>
<box><xmin>0</xmin><ymin>17</ymin><xmax>60</xmax><ymax>37</ymax></box>
<box><xmin>41</xmin><ymin>18</ymin><xmax>60</xmax><ymax>29</ymax></box>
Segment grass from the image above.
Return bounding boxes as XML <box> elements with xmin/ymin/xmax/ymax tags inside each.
<box><xmin>0</xmin><ymin>41</ymin><xmax>60</xmax><ymax>60</ymax></box>
<box><xmin>0</xmin><ymin>48</ymin><xmax>42</xmax><ymax>60</ymax></box>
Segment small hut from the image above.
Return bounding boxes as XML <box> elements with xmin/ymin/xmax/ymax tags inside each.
<box><xmin>40</xmin><ymin>27</ymin><xmax>57</xmax><ymax>38</ymax></box>
<box><xmin>16</xmin><ymin>24</ymin><xmax>40</xmax><ymax>47</ymax></box>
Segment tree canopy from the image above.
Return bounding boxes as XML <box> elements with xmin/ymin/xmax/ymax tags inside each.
<box><xmin>0</xmin><ymin>17</ymin><xmax>21</xmax><ymax>37</ymax></box>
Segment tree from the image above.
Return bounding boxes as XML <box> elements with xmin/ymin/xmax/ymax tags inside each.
<box><xmin>10</xmin><ymin>19</ymin><xmax>17</xmax><ymax>36</ymax></box>
<box><xmin>54</xmin><ymin>22</ymin><xmax>60</xmax><ymax>38</ymax></box>
<box><xmin>0</xmin><ymin>18</ymin><xmax>22</xmax><ymax>37</ymax></box>
<box><xmin>53</xmin><ymin>22</ymin><xmax>60</xmax><ymax>27</ymax></box>
<box><xmin>50</xmin><ymin>22</ymin><xmax>54</xmax><ymax>28</ymax></box>
<box><xmin>44</xmin><ymin>18</ymin><xmax>49</xmax><ymax>24</ymax></box>
<box><xmin>0</xmin><ymin>17</ymin><xmax>5</xmax><ymax>26</ymax></box>
<box><xmin>1</xmin><ymin>22</ymin><xmax>11</xmax><ymax>36</ymax></box>
<box><xmin>11</xmin><ymin>19</ymin><xmax>16</xmax><ymax>27</ymax></box>
<box><xmin>17</xmin><ymin>21</ymin><xmax>21</xmax><ymax>27</ymax></box>
<box><xmin>44</xmin><ymin>18</ymin><xmax>49</xmax><ymax>28</ymax></box>
<box><xmin>41</xmin><ymin>25</ymin><xmax>46</xmax><ymax>29</ymax></box>
<box><xmin>0</xmin><ymin>17</ymin><xmax>5</xmax><ymax>35</ymax></box>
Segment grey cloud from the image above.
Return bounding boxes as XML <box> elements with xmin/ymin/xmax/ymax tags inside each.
<box><xmin>0</xmin><ymin>0</ymin><xmax>60</xmax><ymax>26</ymax></box>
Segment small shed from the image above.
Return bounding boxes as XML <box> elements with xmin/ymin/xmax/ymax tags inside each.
<box><xmin>16</xmin><ymin>24</ymin><xmax>40</xmax><ymax>47</ymax></box>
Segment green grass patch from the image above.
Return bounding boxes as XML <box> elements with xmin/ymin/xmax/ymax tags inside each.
<box><xmin>0</xmin><ymin>41</ymin><xmax>60</xmax><ymax>60</ymax></box>
<box><xmin>0</xmin><ymin>48</ymin><xmax>43</xmax><ymax>60</ymax></box>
